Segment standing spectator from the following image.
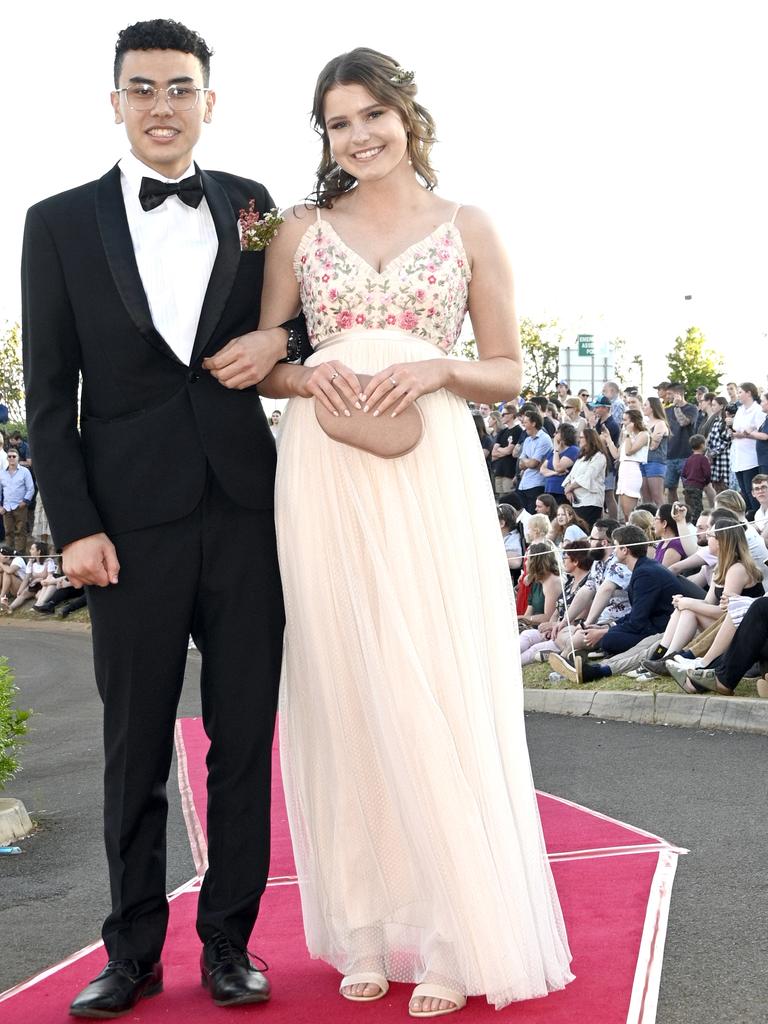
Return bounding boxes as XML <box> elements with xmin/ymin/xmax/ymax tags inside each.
<box><xmin>515</xmin><ymin>408</ymin><xmax>553</xmax><ymax>513</ymax></box>
<box><xmin>487</xmin><ymin>410</ymin><xmax>504</xmax><ymax>440</ymax></box>
<box><xmin>0</xmin><ymin>450</ymin><xmax>35</xmax><ymax>553</ymax></box>
<box><xmin>641</xmin><ymin>396</ymin><xmax>670</xmax><ymax>506</ymax></box>
<box><xmin>615</xmin><ymin>409</ymin><xmax>649</xmax><ymax>521</ymax></box>
<box><xmin>653</xmin><ymin>503</ymin><xmax>687</xmax><ymax>568</ymax></box>
<box><xmin>707</xmin><ymin>396</ymin><xmax>732</xmax><ymax>493</ymax></box>
<box><xmin>562</xmin><ymin>427</ymin><xmax>607</xmax><ymax>528</ymax></box>
<box><xmin>7</xmin><ymin>431</ymin><xmax>31</xmax><ymax>468</ymax></box>
<box><xmin>540</xmin><ymin>424</ymin><xmax>580</xmax><ymax>504</ymax></box>
<box><xmin>726</xmin><ymin>382</ymin><xmax>739</xmax><ymax>405</ymax></box>
<box><xmin>654</xmin><ymin>380</ymin><xmax>672</xmax><ymax>406</ymax></box>
<box><xmin>680</xmin><ymin>435</ymin><xmax>711</xmax><ymax>522</ymax></box>
<box><xmin>0</xmin><ymin>395</ymin><xmax>8</xmax><ymax>425</ymax></box>
<box><xmin>577</xmin><ymin>388</ymin><xmax>591</xmax><ymax>406</ymax></box>
<box><xmin>590</xmin><ymin>396</ymin><xmax>620</xmax><ymax>518</ymax></box>
<box><xmin>561</xmin><ymin>397</ymin><xmax>587</xmax><ymax>436</ymax></box>
<box><xmin>603</xmin><ymin>381</ymin><xmax>625</xmax><ymax>425</ymax></box>
<box><xmin>0</xmin><ymin>430</ymin><xmax>7</xmax><ymax>472</ymax></box>
<box><xmin>556</xmin><ymin>380</ymin><xmax>571</xmax><ymax>402</ymax></box>
<box><xmin>693</xmin><ymin>386</ymin><xmax>710</xmax><ymax>432</ymax></box>
<box><xmin>491</xmin><ymin>406</ymin><xmax>523</xmax><ymax>495</ymax></box>
<box><xmin>478</xmin><ymin>402</ymin><xmax>494</xmax><ymax>432</ymax></box>
<box><xmin>730</xmin><ymin>382</ymin><xmax>764</xmax><ymax>511</ymax></box>
<box><xmin>269</xmin><ymin>409</ymin><xmax>282</xmax><ymax>437</ymax></box>
<box><xmin>530</xmin><ymin>396</ymin><xmax>557</xmax><ymax>437</ymax></box>
<box><xmin>472</xmin><ymin>412</ymin><xmax>495</xmax><ymax>485</ymax></box>
<box><xmin>665</xmin><ymin>383</ymin><xmax>698</xmax><ymax>504</ymax></box>
<box><xmin>745</xmin><ymin>390</ymin><xmax>768</xmax><ymax>476</ymax></box>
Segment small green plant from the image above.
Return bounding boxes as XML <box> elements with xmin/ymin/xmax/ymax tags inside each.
<box><xmin>0</xmin><ymin>657</ymin><xmax>30</xmax><ymax>790</ymax></box>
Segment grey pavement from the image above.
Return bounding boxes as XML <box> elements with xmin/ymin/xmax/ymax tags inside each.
<box><xmin>0</xmin><ymin>624</ymin><xmax>766</xmax><ymax>1023</ymax></box>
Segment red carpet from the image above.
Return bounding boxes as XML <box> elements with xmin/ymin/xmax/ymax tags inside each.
<box><xmin>0</xmin><ymin>717</ymin><xmax>685</xmax><ymax>1023</ymax></box>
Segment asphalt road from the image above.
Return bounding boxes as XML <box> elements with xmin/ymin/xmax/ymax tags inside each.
<box><xmin>0</xmin><ymin>623</ymin><xmax>765</xmax><ymax>1023</ymax></box>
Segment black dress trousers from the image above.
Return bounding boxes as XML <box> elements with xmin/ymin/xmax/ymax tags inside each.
<box><xmin>86</xmin><ymin>470</ymin><xmax>284</xmax><ymax>962</ymax></box>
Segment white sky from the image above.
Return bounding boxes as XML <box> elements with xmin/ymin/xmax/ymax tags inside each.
<box><xmin>3</xmin><ymin>0</ymin><xmax>767</xmax><ymax>394</ymax></box>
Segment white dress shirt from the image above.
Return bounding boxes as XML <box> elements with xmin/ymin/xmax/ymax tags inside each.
<box><xmin>119</xmin><ymin>151</ymin><xmax>219</xmax><ymax>365</ymax></box>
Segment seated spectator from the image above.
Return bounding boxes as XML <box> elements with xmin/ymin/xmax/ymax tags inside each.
<box><xmin>640</xmin><ymin>508</ymin><xmax>764</xmax><ymax>674</ymax></box>
<box><xmin>549</xmin><ymin>503</ymin><xmax>589</xmax><ymax>547</ymax></box>
<box><xmin>32</xmin><ymin>569</ymin><xmax>85</xmax><ymax>615</ymax></box>
<box><xmin>670</xmin><ymin>596</ymin><xmax>768</xmax><ymax>696</ymax></box>
<box><xmin>497</xmin><ymin>503</ymin><xmax>524</xmax><ymax>575</ymax></box>
<box><xmin>548</xmin><ymin>524</ymin><xmax>689</xmax><ymax>671</ymax></box>
<box><xmin>519</xmin><ymin>541</ymin><xmax>560</xmax><ymax>628</ymax></box>
<box><xmin>534</xmin><ymin>493</ymin><xmax>558</xmax><ymax>521</ymax></box>
<box><xmin>653</xmin><ymin>503</ymin><xmax>687</xmax><ymax>567</ymax></box>
<box><xmin>714</xmin><ymin>489</ymin><xmax>768</xmax><ymax>588</ymax></box>
<box><xmin>680</xmin><ymin>434</ymin><xmax>712</xmax><ymax>523</ymax></box>
<box><xmin>561</xmin><ymin>427</ymin><xmax>607</xmax><ymax>528</ymax></box>
<box><xmin>540</xmin><ymin>424</ymin><xmax>580</xmax><ymax>503</ymax></box>
<box><xmin>668</xmin><ymin>512</ymin><xmax>715</xmax><ymax>586</ymax></box>
<box><xmin>5</xmin><ymin>541</ymin><xmax>57</xmax><ymax>613</ymax></box>
<box><xmin>515</xmin><ymin>513</ymin><xmax>551</xmax><ymax>614</ymax></box>
<box><xmin>519</xmin><ymin>540</ymin><xmax>591</xmax><ymax>664</ymax></box>
<box><xmin>751</xmin><ymin>474</ymin><xmax>768</xmax><ymax>538</ymax></box>
<box><xmin>0</xmin><ymin>545</ymin><xmax>27</xmax><ymax>609</ymax></box>
<box><xmin>628</xmin><ymin>508</ymin><xmax>655</xmax><ymax>543</ymax></box>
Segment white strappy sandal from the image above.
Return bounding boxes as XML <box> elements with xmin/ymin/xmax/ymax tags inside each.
<box><xmin>408</xmin><ymin>983</ymin><xmax>467</xmax><ymax>1018</ymax></box>
<box><xmin>339</xmin><ymin>972</ymin><xmax>389</xmax><ymax>1002</ymax></box>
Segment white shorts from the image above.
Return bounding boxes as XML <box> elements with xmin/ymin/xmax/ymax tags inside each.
<box><xmin>616</xmin><ymin>460</ymin><xmax>644</xmax><ymax>498</ymax></box>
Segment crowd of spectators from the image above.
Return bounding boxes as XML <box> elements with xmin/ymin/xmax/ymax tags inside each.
<box><xmin>478</xmin><ymin>376</ymin><xmax>768</xmax><ymax>699</ymax></box>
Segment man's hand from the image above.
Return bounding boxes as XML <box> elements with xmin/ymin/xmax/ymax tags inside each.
<box><xmin>62</xmin><ymin>534</ymin><xmax>120</xmax><ymax>588</ymax></box>
<box><xmin>203</xmin><ymin>328</ymin><xmax>286</xmax><ymax>390</ymax></box>
<box><xmin>583</xmin><ymin>623</ymin><xmax>609</xmax><ymax>646</ymax></box>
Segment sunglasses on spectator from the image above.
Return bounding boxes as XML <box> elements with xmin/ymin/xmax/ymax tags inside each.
<box><xmin>7</xmin><ymin>453</ymin><xmax>19</xmax><ymax>459</ymax></box>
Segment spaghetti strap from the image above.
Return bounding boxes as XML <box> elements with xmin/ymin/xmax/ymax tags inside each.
<box><xmin>450</xmin><ymin>205</ymin><xmax>462</xmax><ymax>224</ymax></box>
<box><xmin>315</xmin><ymin>206</ymin><xmax>322</xmax><ymax>223</ymax></box>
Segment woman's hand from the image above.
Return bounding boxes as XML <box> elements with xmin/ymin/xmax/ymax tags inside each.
<box><xmin>361</xmin><ymin>360</ymin><xmax>450</xmax><ymax>418</ymax></box>
<box><xmin>671</xmin><ymin>502</ymin><xmax>688</xmax><ymax>524</ymax></box>
<box><xmin>672</xmin><ymin>594</ymin><xmax>691</xmax><ymax>611</ymax></box>
<box><xmin>296</xmin><ymin>360</ymin><xmax>363</xmax><ymax>417</ymax></box>
<box><xmin>203</xmin><ymin>328</ymin><xmax>288</xmax><ymax>389</ymax></box>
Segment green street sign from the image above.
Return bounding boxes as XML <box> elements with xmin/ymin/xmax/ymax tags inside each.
<box><xmin>577</xmin><ymin>334</ymin><xmax>594</xmax><ymax>357</ymax></box>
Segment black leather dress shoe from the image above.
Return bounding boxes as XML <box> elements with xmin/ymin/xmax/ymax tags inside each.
<box><xmin>69</xmin><ymin>959</ymin><xmax>163</xmax><ymax>1018</ymax></box>
<box><xmin>200</xmin><ymin>933</ymin><xmax>270</xmax><ymax>1006</ymax></box>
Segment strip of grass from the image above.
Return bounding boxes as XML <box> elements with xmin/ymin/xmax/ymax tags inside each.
<box><xmin>523</xmin><ymin>661</ymin><xmax>762</xmax><ymax>699</ymax></box>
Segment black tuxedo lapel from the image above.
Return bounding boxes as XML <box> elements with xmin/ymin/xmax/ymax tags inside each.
<box><xmin>189</xmin><ymin>170</ymin><xmax>241</xmax><ymax>366</ymax></box>
<box><xmin>95</xmin><ymin>165</ymin><xmax>183</xmax><ymax>365</ymax></box>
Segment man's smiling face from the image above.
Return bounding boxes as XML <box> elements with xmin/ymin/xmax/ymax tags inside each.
<box><xmin>111</xmin><ymin>49</ymin><xmax>215</xmax><ymax>179</ymax></box>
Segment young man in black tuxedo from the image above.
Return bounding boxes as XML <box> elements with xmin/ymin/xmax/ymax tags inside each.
<box><xmin>22</xmin><ymin>19</ymin><xmax>307</xmax><ymax>1018</ymax></box>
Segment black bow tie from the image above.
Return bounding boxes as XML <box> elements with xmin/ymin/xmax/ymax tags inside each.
<box><xmin>139</xmin><ymin>172</ymin><xmax>204</xmax><ymax>212</ymax></box>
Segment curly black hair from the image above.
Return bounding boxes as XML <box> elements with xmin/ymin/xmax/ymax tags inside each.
<box><xmin>114</xmin><ymin>19</ymin><xmax>213</xmax><ymax>87</ymax></box>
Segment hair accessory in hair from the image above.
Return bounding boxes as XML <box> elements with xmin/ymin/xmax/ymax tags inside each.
<box><xmin>390</xmin><ymin>67</ymin><xmax>415</xmax><ymax>85</ymax></box>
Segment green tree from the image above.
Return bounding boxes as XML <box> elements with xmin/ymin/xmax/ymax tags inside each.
<box><xmin>666</xmin><ymin>327</ymin><xmax>723</xmax><ymax>397</ymax></box>
<box><xmin>0</xmin><ymin>322</ymin><xmax>25</xmax><ymax>422</ymax></box>
<box><xmin>520</xmin><ymin>318</ymin><xmax>560</xmax><ymax>396</ymax></box>
<box><xmin>0</xmin><ymin>658</ymin><xmax>30</xmax><ymax>790</ymax></box>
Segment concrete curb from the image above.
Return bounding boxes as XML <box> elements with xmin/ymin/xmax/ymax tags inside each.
<box><xmin>524</xmin><ymin>688</ymin><xmax>768</xmax><ymax>735</ymax></box>
<box><xmin>0</xmin><ymin>798</ymin><xmax>33</xmax><ymax>844</ymax></box>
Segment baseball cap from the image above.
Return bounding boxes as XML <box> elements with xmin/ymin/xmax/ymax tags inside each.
<box><xmin>653</xmin><ymin>380</ymin><xmax>671</xmax><ymax>389</ymax></box>
<box><xmin>587</xmin><ymin>396</ymin><xmax>612</xmax><ymax>409</ymax></box>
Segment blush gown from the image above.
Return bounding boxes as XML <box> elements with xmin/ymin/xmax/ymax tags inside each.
<box><xmin>274</xmin><ymin>206</ymin><xmax>573</xmax><ymax>1009</ymax></box>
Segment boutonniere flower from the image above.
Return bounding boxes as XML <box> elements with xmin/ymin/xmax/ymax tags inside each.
<box><xmin>238</xmin><ymin>200</ymin><xmax>284</xmax><ymax>251</ymax></box>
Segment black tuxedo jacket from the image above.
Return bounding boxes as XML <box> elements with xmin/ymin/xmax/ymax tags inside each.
<box><xmin>22</xmin><ymin>164</ymin><xmax>294</xmax><ymax>549</ymax></box>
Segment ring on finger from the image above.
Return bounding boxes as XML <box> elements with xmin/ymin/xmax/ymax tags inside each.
<box><xmin>389</xmin><ymin>376</ymin><xmax>398</xmax><ymax>387</ymax></box>
<box><xmin>330</xmin><ymin>370</ymin><xmax>339</xmax><ymax>381</ymax></box>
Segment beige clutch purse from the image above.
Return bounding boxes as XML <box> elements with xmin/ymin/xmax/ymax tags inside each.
<box><xmin>314</xmin><ymin>375</ymin><xmax>425</xmax><ymax>458</ymax></box>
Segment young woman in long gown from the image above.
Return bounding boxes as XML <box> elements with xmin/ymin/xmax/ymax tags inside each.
<box><xmin>220</xmin><ymin>48</ymin><xmax>573</xmax><ymax>1017</ymax></box>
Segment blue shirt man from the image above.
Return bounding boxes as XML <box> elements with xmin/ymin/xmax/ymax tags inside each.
<box><xmin>517</xmin><ymin>409</ymin><xmax>553</xmax><ymax>512</ymax></box>
<box><xmin>0</xmin><ymin>460</ymin><xmax>35</xmax><ymax>510</ymax></box>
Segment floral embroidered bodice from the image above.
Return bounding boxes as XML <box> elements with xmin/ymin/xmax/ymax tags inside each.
<box><xmin>293</xmin><ymin>208</ymin><xmax>471</xmax><ymax>352</ymax></box>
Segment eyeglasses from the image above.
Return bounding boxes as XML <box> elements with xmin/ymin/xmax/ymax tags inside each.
<box><xmin>116</xmin><ymin>83</ymin><xmax>208</xmax><ymax>111</ymax></box>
